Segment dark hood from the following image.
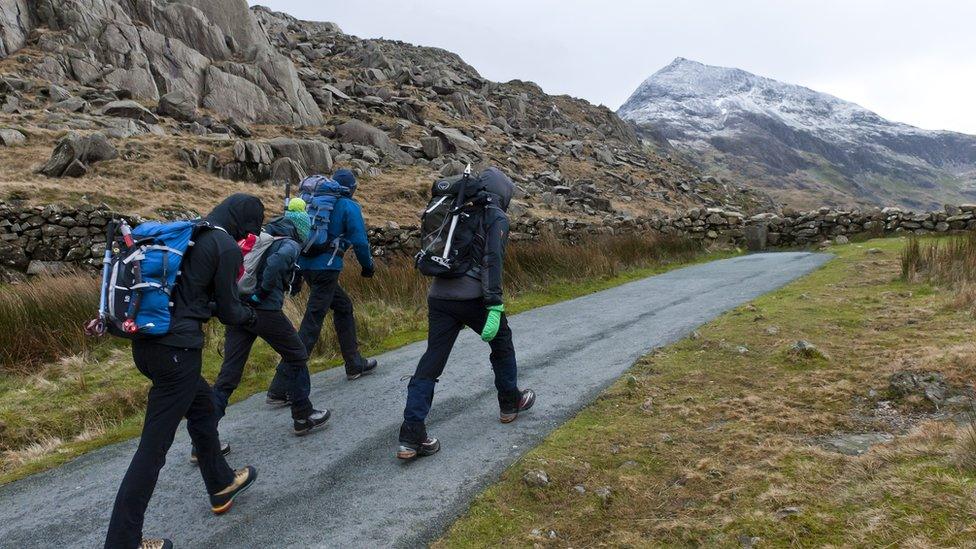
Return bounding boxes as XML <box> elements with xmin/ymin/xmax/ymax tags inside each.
<box><xmin>264</xmin><ymin>215</ymin><xmax>300</xmax><ymax>240</ymax></box>
<box><xmin>205</xmin><ymin>194</ymin><xmax>265</xmax><ymax>240</ymax></box>
<box><xmin>478</xmin><ymin>167</ymin><xmax>515</xmax><ymax>211</ymax></box>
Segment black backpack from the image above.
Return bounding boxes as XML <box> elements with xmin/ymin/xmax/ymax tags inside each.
<box><xmin>415</xmin><ymin>169</ymin><xmax>492</xmax><ymax>278</ymax></box>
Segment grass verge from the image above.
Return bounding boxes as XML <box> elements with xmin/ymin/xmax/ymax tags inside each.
<box><xmin>438</xmin><ymin>237</ymin><xmax>976</xmax><ymax>547</ymax></box>
<box><xmin>0</xmin><ymin>233</ymin><xmax>727</xmax><ymax>485</ymax></box>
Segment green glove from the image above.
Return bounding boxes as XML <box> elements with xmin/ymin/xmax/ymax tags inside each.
<box><xmin>481</xmin><ymin>304</ymin><xmax>505</xmax><ymax>342</ymax></box>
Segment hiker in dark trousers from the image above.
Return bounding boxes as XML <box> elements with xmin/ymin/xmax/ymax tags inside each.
<box><xmin>212</xmin><ymin>200</ymin><xmax>331</xmax><ymax>436</ymax></box>
<box><xmin>266</xmin><ymin>169</ymin><xmax>376</xmax><ymax>407</ymax></box>
<box><xmin>397</xmin><ymin>168</ymin><xmax>536</xmax><ymax>459</ymax></box>
<box><xmin>105</xmin><ymin>194</ymin><xmax>263</xmax><ymax>549</ymax></box>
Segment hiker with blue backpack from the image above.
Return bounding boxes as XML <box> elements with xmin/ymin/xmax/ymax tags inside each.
<box><xmin>210</xmin><ymin>199</ymin><xmax>331</xmax><ymax>436</ymax></box>
<box><xmin>100</xmin><ymin>194</ymin><xmax>263</xmax><ymax>549</ymax></box>
<box><xmin>265</xmin><ymin>169</ymin><xmax>377</xmax><ymax>406</ymax></box>
<box><xmin>396</xmin><ymin>167</ymin><xmax>536</xmax><ymax>460</ymax></box>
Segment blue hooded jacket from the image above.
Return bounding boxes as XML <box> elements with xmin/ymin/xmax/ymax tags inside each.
<box><xmin>297</xmin><ymin>190</ymin><xmax>374</xmax><ymax>272</ymax></box>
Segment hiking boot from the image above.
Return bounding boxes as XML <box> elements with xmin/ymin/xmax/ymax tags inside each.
<box><xmin>396</xmin><ymin>437</ymin><xmax>441</xmax><ymax>460</ymax></box>
<box><xmin>265</xmin><ymin>391</ymin><xmax>292</xmax><ymax>408</ymax></box>
<box><xmin>293</xmin><ymin>409</ymin><xmax>331</xmax><ymax>436</ymax></box>
<box><xmin>189</xmin><ymin>442</ymin><xmax>231</xmax><ymax>465</ymax></box>
<box><xmin>500</xmin><ymin>389</ymin><xmax>536</xmax><ymax>424</ymax></box>
<box><xmin>346</xmin><ymin>358</ymin><xmax>378</xmax><ymax>380</ymax></box>
<box><xmin>139</xmin><ymin>539</ymin><xmax>173</xmax><ymax>549</ymax></box>
<box><xmin>210</xmin><ymin>466</ymin><xmax>257</xmax><ymax>515</ymax></box>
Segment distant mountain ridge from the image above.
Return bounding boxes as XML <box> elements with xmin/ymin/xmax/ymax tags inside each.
<box><xmin>618</xmin><ymin>58</ymin><xmax>976</xmax><ymax>210</ymax></box>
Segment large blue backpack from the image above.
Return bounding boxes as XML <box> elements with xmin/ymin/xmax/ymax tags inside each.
<box><xmin>103</xmin><ymin>220</ymin><xmax>207</xmax><ymax>337</ymax></box>
<box><xmin>298</xmin><ymin>175</ymin><xmax>350</xmax><ymax>258</ymax></box>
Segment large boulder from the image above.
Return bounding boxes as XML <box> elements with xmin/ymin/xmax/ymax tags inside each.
<box><xmin>156</xmin><ymin>90</ymin><xmax>198</xmax><ymax>121</ymax></box>
<box><xmin>0</xmin><ymin>0</ymin><xmax>31</xmax><ymax>57</ymax></box>
<box><xmin>432</xmin><ymin>125</ymin><xmax>483</xmax><ymax>156</ymax></box>
<box><xmin>335</xmin><ymin>119</ymin><xmax>412</xmax><ymax>164</ymax></box>
<box><xmin>39</xmin><ymin>132</ymin><xmax>118</xmax><ymax>178</ymax></box>
<box><xmin>267</xmin><ymin>138</ymin><xmax>333</xmax><ymax>176</ymax></box>
<box><xmin>0</xmin><ymin>128</ymin><xmax>25</xmax><ymax>146</ymax></box>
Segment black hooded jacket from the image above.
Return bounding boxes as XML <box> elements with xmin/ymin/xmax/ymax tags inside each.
<box><xmin>428</xmin><ymin>167</ymin><xmax>513</xmax><ymax>306</ymax></box>
<box><xmin>156</xmin><ymin>194</ymin><xmax>265</xmax><ymax>348</ymax></box>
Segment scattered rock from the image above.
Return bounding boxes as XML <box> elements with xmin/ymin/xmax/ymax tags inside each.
<box><xmin>335</xmin><ymin>119</ymin><xmax>412</xmax><ymax>163</ymax></box>
<box><xmin>764</xmin><ymin>326</ymin><xmax>780</xmax><ymax>336</ymax></box>
<box><xmin>889</xmin><ymin>371</ymin><xmax>948</xmax><ymax>407</ymax></box>
<box><xmin>101</xmin><ymin>100</ymin><xmax>159</xmax><ymax>125</ymax></box>
<box><xmin>789</xmin><ymin>340</ymin><xmax>828</xmax><ymax>360</ymax></box>
<box><xmin>820</xmin><ymin>432</ymin><xmax>894</xmax><ymax>456</ymax></box>
<box><xmin>594</xmin><ymin>486</ymin><xmax>612</xmax><ymax>507</ymax></box>
<box><xmin>0</xmin><ymin>128</ymin><xmax>25</xmax><ymax>146</ymax></box>
<box><xmin>834</xmin><ymin>235</ymin><xmax>850</xmax><ymax>245</ymax></box>
<box><xmin>572</xmin><ymin>485</ymin><xmax>586</xmax><ymax>495</ymax></box>
<box><xmin>774</xmin><ymin>506</ymin><xmax>800</xmax><ymax>520</ymax></box>
<box><xmin>432</xmin><ymin>125</ymin><xmax>483</xmax><ymax>156</ymax></box>
<box><xmin>522</xmin><ymin>469</ymin><xmax>549</xmax><ymax>488</ymax></box>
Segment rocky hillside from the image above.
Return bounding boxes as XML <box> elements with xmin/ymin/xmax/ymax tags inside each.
<box><xmin>619</xmin><ymin>58</ymin><xmax>976</xmax><ymax>211</ymax></box>
<box><xmin>0</xmin><ymin>1</ymin><xmax>770</xmax><ymax>241</ymax></box>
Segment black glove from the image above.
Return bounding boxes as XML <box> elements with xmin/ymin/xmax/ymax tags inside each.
<box><xmin>289</xmin><ymin>273</ymin><xmax>304</xmax><ymax>296</ymax></box>
<box><xmin>361</xmin><ymin>264</ymin><xmax>375</xmax><ymax>278</ymax></box>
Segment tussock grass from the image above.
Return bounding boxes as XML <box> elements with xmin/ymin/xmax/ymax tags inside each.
<box><xmin>0</xmin><ymin>232</ymin><xmax>707</xmax><ymax>481</ymax></box>
<box><xmin>0</xmin><ymin>274</ymin><xmax>104</xmax><ymax>373</ymax></box>
<box><xmin>902</xmin><ymin>233</ymin><xmax>976</xmax><ymax>313</ymax></box>
<box><xmin>902</xmin><ymin>233</ymin><xmax>976</xmax><ymax>286</ymax></box>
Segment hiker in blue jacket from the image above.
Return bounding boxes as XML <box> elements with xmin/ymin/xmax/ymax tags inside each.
<box><xmin>266</xmin><ymin>169</ymin><xmax>377</xmax><ymax>407</ymax></box>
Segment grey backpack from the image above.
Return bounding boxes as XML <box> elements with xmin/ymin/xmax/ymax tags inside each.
<box><xmin>238</xmin><ymin>232</ymin><xmax>287</xmax><ymax>296</ymax></box>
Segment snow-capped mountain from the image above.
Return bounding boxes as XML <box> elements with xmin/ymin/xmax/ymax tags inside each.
<box><xmin>618</xmin><ymin>58</ymin><xmax>976</xmax><ymax>210</ymax></box>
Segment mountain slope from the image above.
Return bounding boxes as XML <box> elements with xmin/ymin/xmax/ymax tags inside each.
<box><xmin>0</xmin><ymin>2</ymin><xmax>771</xmax><ymax>248</ymax></box>
<box><xmin>619</xmin><ymin>58</ymin><xmax>976</xmax><ymax>210</ymax></box>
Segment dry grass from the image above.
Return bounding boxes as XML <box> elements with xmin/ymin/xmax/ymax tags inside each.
<box><xmin>0</xmin><ymin>273</ymin><xmax>106</xmax><ymax>373</ymax></box>
<box><xmin>902</xmin><ymin>233</ymin><xmax>976</xmax><ymax>313</ymax></box>
<box><xmin>439</xmin><ymin>238</ymin><xmax>976</xmax><ymax>547</ymax></box>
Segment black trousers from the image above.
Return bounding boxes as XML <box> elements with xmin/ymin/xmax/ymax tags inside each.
<box><xmin>105</xmin><ymin>341</ymin><xmax>234</xmax><ymax>549</ymax></box>
<box><xmin>401</xmin><ymin>297</ymin><xmax>520</xmax><ymax>439</ymax></box>
<box><xmin>214</xmin><ymin>309</ymin><xmax>313</xmax><ymax>420</ymax></box>
<box><xmin>277</xmin><ymin>270</ymin><xmax>363</xmax><ymax>376</ymax></box>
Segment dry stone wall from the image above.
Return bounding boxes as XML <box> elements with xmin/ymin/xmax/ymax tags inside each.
<box><xmin>3</xmin><ymin>200</ymin><xmax>976</xmax><ymax>280</ymax></box>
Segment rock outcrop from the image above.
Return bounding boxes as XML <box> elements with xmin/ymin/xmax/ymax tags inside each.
<box><xmin>6</xmin><ymin>0</ymin><xmax>322</xmax><ymax>126</ymax></box>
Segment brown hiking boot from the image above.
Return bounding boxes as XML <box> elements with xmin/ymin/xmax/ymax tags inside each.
<box><xmin>210</xmin><ymin>466</ymin><xmax>257</xmax><ymax>514</ymax></box>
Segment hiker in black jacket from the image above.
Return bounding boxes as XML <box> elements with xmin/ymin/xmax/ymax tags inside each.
<box><xmin>105</xmin><ymin>194</ymin><xmax>263</xmax><ymax>549</ymax></box>
<box><xmin>212</xmin><ymin>206</ymin><xmax>331</xmax><ymax>436</ymax></box>
<box><xmin>397</xmin><ymin>168</ymin><xmax>536</xmax><ymax>459</ymax></box>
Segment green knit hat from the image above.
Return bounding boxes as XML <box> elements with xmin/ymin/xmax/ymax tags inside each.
<box><xmin>285</xmin><ymin>210</ymin><xmax>311</xmax><ymax>242</ymax></box>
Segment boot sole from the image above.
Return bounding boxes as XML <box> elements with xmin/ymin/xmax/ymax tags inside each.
<box><xmin>396</xmin><ymin>440</ymin><xmax>440</xmax><ymax>460</ymax></box>
<box><xmin>294</xmin><ymin>421</ymin><xmax>329</xmax><ymax>437</ymax></box>
<box><xmin>294</xmin><ymin>411</ymin><xmax>332</xmax><ymax>437</ymax></box>
<box><xmin>211</xmin><ymin>469</ymin><xmax>257</xmax><ymax>515</ymax></box>
<box><xmin>346</xmin><ymin>368</ymin><xmax>377</xmax><ymax>381</ymax></box>
<box><xmin>500</xmin><ymin>392</ymin><xmax>536</xmax><ymax>423</ymax></box>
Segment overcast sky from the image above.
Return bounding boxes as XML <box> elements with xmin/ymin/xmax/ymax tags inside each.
<box><xmin>253</xmin><ymin>0</ymin><xmax>976</xmax><ymax>135</ymax></box>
